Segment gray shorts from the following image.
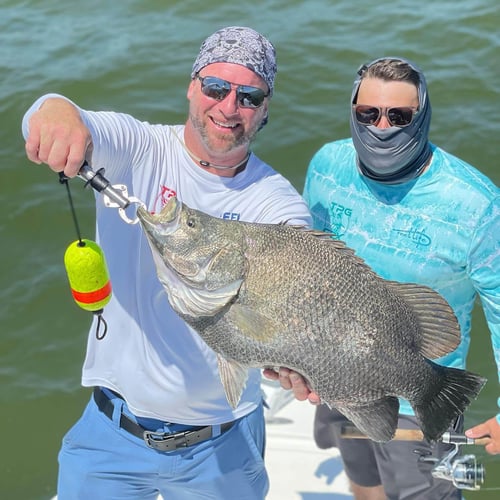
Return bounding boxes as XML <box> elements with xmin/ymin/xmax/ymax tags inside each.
<box><xmin>314</xmin><ymin>405</ymin><xmax>463</xmax><ymax>499</ymax></box>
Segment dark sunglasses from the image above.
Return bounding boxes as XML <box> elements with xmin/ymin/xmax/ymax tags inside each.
<box><xmin>353</xmin><ymin>104</ymin><xmax>418</xmax><ymax>127</ymax></box>
<box><xmin>196</xmin><ymin>75</ymin><xmax>269</xmax><ymax>108</ymax></box>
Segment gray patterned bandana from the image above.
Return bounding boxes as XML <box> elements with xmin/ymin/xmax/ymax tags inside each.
<box><xmin>191</xmin><ymin>26</ymin><xmax>277</xmax><ymax>95</ymax></box>
<box><xmin>350</xmin><ymin>57</ymin><xmax>432</xmax><ymax>184</ymax></box>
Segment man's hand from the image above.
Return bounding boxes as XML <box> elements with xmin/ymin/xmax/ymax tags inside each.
<box><xmin>25</xmin><ymin>97</ymin><xmax>92</xmax><ymax>177</ymax></box>
<box><xmin>263</xmin><ymin>367</ymin><xmax>321</xmax><ymax>405</ymax></box>
<box><xmin>465</xmin><ymin>415</ymin><xmax>500</xmax><ymax>455</ymax></box>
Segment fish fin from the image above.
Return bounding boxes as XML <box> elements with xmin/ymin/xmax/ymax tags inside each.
<box><xmin>386</xmin><ymin>281</ymin><xmax>461</xmax><ymax>358</ymax></box>
<box><xmin>413</xmin><ymin>362</ymin><xmax>486</xmax><ymax>441</ymax></box>
<box><xmin>217</xmin><ymin>354</ymin><xmax>249</xmax><ymax>409</ymax></box>
<box><xmin>335</xmin><ymin>397</ymin><xmax>400</xmax><ymax>443</ymax></box>
<box><xmin>227</xmin><ymin>304</ymin><xmax>280</xmax><ymax>343</ymax></box>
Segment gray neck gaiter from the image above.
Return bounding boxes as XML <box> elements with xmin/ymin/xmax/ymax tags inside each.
<box><xmin>350</xmin><ymin>57</ymin><xmax>432</xmax><ymax>184</ymax></box>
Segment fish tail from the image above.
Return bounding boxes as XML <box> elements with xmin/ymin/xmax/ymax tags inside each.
<box><xmin>414</xmin><ymin>363</ymin><xmax>486</xmax><ymax>442</ymax></box>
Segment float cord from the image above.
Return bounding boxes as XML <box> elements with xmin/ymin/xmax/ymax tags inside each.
<box><xmin>59</xmin><ymin>173</ymin><xmax>83</xmax><ymax>245</ymax></box>
<box><xmin>59</xmin><ymin>173</ymin><xmax>108</xmax><ymax>340</ymax></box>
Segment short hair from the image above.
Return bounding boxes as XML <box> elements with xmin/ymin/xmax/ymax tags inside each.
<box><xmin>361</xmin><ymin>58</ymin><xmax>420</xmax><ymax>87</ymax></box>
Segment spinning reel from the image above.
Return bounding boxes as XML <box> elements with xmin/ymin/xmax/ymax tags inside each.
<box><xmin>416</xmin><ymin>432</ymin><xmax>485</xmax><ymax>491</ymax></box>
<box><xmin>342</xmin><ymin>425</ymin><xmax>488</xmax><ymax>491</ymax></box>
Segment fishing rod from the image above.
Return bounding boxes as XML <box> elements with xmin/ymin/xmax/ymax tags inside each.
<box><xmin>341</xmin><ymin>424</ymin><xmax>488</xmax><ymax>490</ymax></box>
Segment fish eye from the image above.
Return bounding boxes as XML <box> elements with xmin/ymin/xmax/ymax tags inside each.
<box><xmin>186</xmin><ymin>218</ymin><xmax>196</xmax><ymax>228</ymax></box>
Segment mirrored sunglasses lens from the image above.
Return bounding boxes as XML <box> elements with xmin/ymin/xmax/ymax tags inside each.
<box><xmin>200</xmin><ymin>77</ymin><xmax>230</xmax><ymax>100</ymax></box>
<box><xmin>355</xmin><ymin>106</ymin><xmax>380</xmax><ymax>125</ymax></box>
<box><xmin>388</xmin><ymin>107</ymin><xmax>414</xmax><ymax>126</ymax></box>
<box><xmin>237</xmin><ymin>87</ymin><xmax>266</xmax><ymax>108</ymax></box>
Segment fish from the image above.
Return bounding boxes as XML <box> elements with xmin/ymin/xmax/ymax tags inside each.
<box><xmin>137</xmin><ymin>196</ymin><xmax>486</xmax><ymax>443</ymax></box>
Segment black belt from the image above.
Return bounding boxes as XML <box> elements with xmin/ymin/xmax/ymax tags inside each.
<box><xmin>93</xmin><ymin>387</ymin><xmax>234</xmax><ymax>452</ymax></box>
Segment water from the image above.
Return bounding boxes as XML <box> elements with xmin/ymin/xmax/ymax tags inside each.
<box><xmin>1</xmin><ymin>0</ymin><xmax>498</xmax><ymax>497</ymax></box>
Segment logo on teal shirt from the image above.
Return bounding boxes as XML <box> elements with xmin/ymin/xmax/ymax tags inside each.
<box><xmin>328</xmin><ymin>202</ymin><xmax>352</xmax><ymax>238</ymax></box>
<box><xmin>392</xmin><ymin>227</ymin><xmax>431</xmax><ymax>247</ymax></box>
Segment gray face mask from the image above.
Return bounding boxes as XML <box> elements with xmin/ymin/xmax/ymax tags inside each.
<box><xmin>350</xmin><ymin>57</ymin><xmax>432</xmax><ymax>184</ymax></box>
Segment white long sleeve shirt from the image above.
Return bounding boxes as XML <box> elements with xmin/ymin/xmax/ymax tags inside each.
<box><xmin>23</xmin><ymin>94</ymin><xmax>312</xmax><ymax>424</ymax></box>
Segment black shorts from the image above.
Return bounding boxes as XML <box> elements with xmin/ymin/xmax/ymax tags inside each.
<box><xmin>313</xmin><ymin>405</ymin><xmax>463</xmax><ymax>499</ymax></box>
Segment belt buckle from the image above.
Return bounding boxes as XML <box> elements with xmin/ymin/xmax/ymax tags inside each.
<box><xmin>143</xmin><ymin>430</ymin><xmax>187</xmax><ymax>452</ymax></box>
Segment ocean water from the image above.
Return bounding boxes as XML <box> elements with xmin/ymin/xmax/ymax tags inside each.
<box><xmin>0</xmin><ymin>0</ymin><xmax>498</xmax><ymax>497</ymax></box>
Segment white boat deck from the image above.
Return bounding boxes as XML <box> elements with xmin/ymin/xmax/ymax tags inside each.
<box><xmin>263</xmin><ymin>379</ymin><xmax>352</xmax><ymax>499</ymax></box>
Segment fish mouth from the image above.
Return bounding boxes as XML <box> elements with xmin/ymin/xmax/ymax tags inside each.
<box><xmin>136</xmin><ymin>196</ymin><xmax>181</xmax><ymax>236</ymax></box>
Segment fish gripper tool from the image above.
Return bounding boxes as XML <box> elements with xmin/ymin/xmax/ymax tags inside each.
<box><xmin>78</xmin><ymin>162</ymin><xmax>145</xmax><ymax>224</ymax></box>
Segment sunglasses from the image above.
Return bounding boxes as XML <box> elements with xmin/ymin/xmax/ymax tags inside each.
<box><xmin>196</xmin><ymin>75</ymin><xmax>269</xmax><ymax>109</ymax></box>
<box><xmin>353</xmin><ymin>104</ymin><xmax>418</xmax><ymax>127</ymax></box>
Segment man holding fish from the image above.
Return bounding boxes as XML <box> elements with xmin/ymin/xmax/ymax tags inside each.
<box><xmin>22</xmin><ymin>26</ymin><xmax>311</xmax><ymax>500</ymax></box>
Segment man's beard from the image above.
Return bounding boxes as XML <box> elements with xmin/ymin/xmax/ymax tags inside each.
<box><xmin>189</xmin><ymin>112</ymin><xmax>260</xmax><ymax>154</ymax></box>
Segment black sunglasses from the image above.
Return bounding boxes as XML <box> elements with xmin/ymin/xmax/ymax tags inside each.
<box><xmin>353</xmin><ymin>104</ymin><xmax>418</xmax><ymax>127</ymax></box>
<box><xmin>196</xmin><ymin>75</ymin><xmax>269</xmax><ymax>109</ymax></box>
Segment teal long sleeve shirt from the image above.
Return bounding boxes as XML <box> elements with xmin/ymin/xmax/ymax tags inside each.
<box><xmin>303</xmin><ymin>138</ymin><xmax>500</xmax><ymax>418</ymax></box>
